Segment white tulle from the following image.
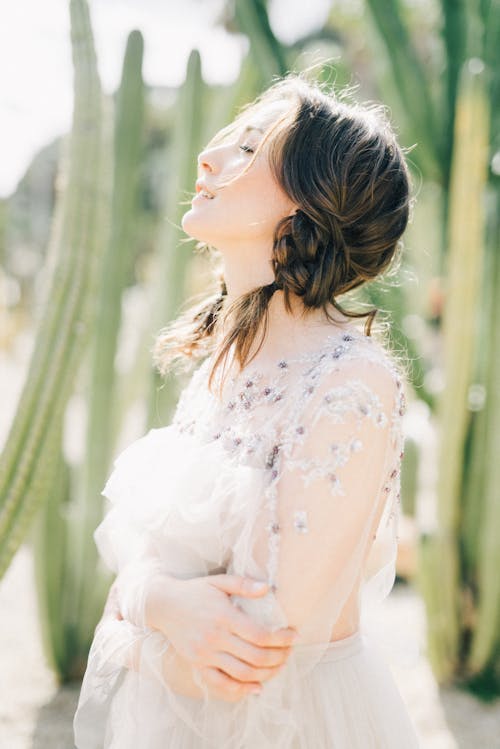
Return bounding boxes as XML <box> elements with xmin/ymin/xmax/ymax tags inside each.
<box><xmin>73</xmin><ymin>329</ymin><xmax>421</xmax><ymax>747</ymax></box>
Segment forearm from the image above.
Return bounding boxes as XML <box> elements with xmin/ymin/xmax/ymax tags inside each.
<box><xmin>99</xmin><ymin>574</ymin><xmax>205</xmax><ymax>698</ymax></box>
<box><xmin>119</xmin><ymin>630</ymin><xmax>205</xmax><ymax>699</ymax></box>
<box><xmin>127</xmin><ymin>572</ymin><xmax>208</xmax><ymax>698</ymax></box>
<box><xmin>143</xmin><ymin>571</ymin><xmax>185</xmax><ymax>633</ymax></box>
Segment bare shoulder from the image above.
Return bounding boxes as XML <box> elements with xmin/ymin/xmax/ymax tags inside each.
<box><xmin>326</xmin><ymin>327</ymin><xmax>403</xmax><ymax>380</ymax></box>
<box><xmin>309</xmin><ymin>329</ymin><xmax>406</xmax><ymax>418</ymax></box>
<box><xmin>349</xmin><ymin>332</ymin><xmax>403</xmax><ymax>381</ymax></box>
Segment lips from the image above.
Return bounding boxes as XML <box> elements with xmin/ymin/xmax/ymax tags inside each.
<box><xmin>192</xmin><ymin>190</ymin><xmax>214</xmax><ymax>203</ymax></box>
<box><xmin>195</xmin><ymin>180</ymin><xmax>216</xmax><ymax>198</ymax></box>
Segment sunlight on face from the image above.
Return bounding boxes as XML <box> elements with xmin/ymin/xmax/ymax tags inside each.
<box><xmin>181</xmin><ymin>99</ymin><xmax>298</xmax><ymax>254</ymax></box>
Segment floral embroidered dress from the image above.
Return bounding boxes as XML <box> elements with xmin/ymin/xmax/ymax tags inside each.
<box><xmin>73</xmin><ymin>327</ymin><xmax>421</xmax><ymax>748</ymax></box>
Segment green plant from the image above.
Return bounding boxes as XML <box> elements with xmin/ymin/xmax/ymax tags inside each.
<box><xmin>32</xmin><ymin>25</ymin><xmax>145</xmax><ymax>680</ymax></box>
<box><xmin>0</xmin><ymin>0</ymin><xmax>108</xmax><ymax>584</ymax></box>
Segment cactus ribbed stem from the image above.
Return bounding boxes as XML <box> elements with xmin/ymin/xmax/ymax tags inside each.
<box><xmin>0</xmin><ymin>0</ymin><xmax>106</xmax><ymax>579</ymax></box>
<box><xmin>418</xmin><ymin>61</ymin><xmax>490</xmax><ymax>680</ymax></box>
<box><xmin>146</xmin><ymin>48</ymin><xmax>205</xmax><ymax>427</ymax></box>
<box><xmin>76</xmin><ymin>28</ymin><xmax>145</xmax><ymax>645</ymax></box>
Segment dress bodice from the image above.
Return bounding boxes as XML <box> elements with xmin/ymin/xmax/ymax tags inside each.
<box><xmin>73</xmin><ymin>325</ymin><xmax>416</xmax><ymax>749</ymax></box>
<box><xmin>95</xmin><ymin>325</ymin><xmax>406</xmax><ymax>676</ymax></box>
<box><xmin>172</xmin><ymin>328</ymin><xmax>404</xmax><ymax>478</ymax></box>
<box><xmin>166</xmin><ymin>327</ymin><xmax>406</xmax><ymax>642</ymax></box>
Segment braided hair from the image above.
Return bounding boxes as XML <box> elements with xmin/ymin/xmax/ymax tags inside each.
<box><xmin>152</xmin><ymin>71</ymin><xmax>413</xmax><ymax>396</ymax></box>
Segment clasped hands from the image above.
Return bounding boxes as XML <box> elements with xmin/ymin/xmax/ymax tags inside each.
<box><xmin>102</xmin><ymin>571</ymin><xmax>298</xmax><ymax>703</ymax></box>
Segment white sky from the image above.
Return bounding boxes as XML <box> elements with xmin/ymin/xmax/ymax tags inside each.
<box><xmin>0</xmin><ymin>0</ymin><xmax>331</xmax><ymax>198</ymax></box>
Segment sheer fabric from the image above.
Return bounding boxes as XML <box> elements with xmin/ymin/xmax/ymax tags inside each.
<box><xmin>73</xmin><ymin>328</ymin><xmax>419</xmax><ymax>748</ymax></box>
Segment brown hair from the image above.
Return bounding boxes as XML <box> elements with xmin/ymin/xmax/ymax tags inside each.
<box><xmin>152</xmin><ymin>70</ymin><xmax>414</xmax><ymax>396</ymax></box>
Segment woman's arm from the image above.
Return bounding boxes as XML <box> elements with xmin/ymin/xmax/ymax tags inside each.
<box><xmin>104</xmin><ymin>570</ymin><xmax>292</xmax><ymax>702</ymax></box>
<box><xmin>236</xmin><ymin>357</ymin><xmax>401</xmax><ymax>658</ymax></box>
<box><xmin>100</xmin><ymin>573</ymin><xmax>206</xmax><ymax>697</ymax></box>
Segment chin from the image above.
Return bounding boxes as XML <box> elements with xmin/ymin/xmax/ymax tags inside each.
<box><xmin>180</xmin><ymin>210</ymin><xmax>210</xmax><ymax>242</ymax></box>
<box><xmin>181</xmin><ymin>226</ymin><xmax>222</xmax><ymax>251</ymax></box>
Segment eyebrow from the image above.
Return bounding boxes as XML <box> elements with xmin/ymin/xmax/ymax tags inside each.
<box><xmin>242</xmin><ymin>125</ymin><xmax>265</xmax><ymax>134</ymax></box>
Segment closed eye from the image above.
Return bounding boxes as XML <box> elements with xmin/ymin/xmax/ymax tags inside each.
<box><xmin>239</xmin><ymin>144</ymin><xmax>254</xmax><ymax>154</ymax></box>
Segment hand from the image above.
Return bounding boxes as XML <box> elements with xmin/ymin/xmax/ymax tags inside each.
<box><xmin>146</xmin><ymin>573</ymin><xmax>298</xmax><ymax>700</ymax></box>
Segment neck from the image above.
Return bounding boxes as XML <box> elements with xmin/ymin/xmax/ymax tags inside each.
<box><xmin>217</xmin><ymin>287</ymin><xmax>353</xmax><ymax>360</ymax></box>
<box><xmin>222</xmin><ymin>253</ymin><xmax>274</xmax><ymax>310</ymax></box>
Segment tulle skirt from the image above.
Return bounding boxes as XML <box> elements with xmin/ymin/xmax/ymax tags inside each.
<box><xmin>73</xmin><ymin>629</ymin><xmax>420</xmax><ymax>748</ymax></box>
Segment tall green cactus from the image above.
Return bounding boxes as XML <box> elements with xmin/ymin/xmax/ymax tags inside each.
<box><xmin>0</xmin><ymin>0</ymin><xmax>108</xmax><ymax>579</ymax></box>
<box><xmin>362</xmin><ymin>0</ymin><xmax>500</xmax><ymax>692</ymax></box>
<box><xmin>234</xmin><ymin>0</ymin><xmax>288</xmax><ymax>79</ymax></box>
<box><xmin>365</xmin><ymin>0</ymin><xmax>444</xmax><ymax>179</ymax></box>
<box><xmin>146</xmin><ymin>49</ymin><xmax>207</xmax><ymax>427</ymax></box>
<box><xmin>75</xmin><ymin>27</ymin><xmax>145</xmax><ymax>649</ymax></box>
<box><xmin>469</xmin><ymin>192</ymin><xmax>500</xmax><ymax>676</ymax></box>
<box><xmin>418</xmin><ymin>61</ymin><xmax>490</xmax><ymax>682</ymax></box>
<box><xmin>31</xmin><ymin>27</ymin><xmax>145</xmax><ymax>679</ymax></box>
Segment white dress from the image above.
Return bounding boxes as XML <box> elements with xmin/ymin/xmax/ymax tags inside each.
<box><xmin>73</xmin><ymin>327</ymin><xmax>421</xmax><ymax>748</ymax></box>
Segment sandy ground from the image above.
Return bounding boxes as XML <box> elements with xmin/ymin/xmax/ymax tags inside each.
<box><xmin>1</xmin><ymin>542</ymin><xmax>500</xmax><ymax>748</ymax></box>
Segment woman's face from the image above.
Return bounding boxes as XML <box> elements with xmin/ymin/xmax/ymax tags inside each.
<box><xmin>181</xmin><ymin>100</ymin><xmax>298</xmax><ymax>253</ymax></box>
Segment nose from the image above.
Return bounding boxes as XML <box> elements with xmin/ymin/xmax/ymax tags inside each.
<box><xmin>197</xmin><ymin>148</ymin><xmax>215</xmax><ymax>175</ymax></box>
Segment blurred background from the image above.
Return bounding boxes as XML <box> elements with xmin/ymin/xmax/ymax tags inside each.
<box><xmin>0</xmin><ymin>0</ymin><xmax>499</xmax><ymax>746</ymax></box>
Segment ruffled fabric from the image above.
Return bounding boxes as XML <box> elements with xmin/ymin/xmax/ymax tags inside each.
<box><xmin>73</xmin><ymin>331</ymin><xmax>421</xmax><ymax>748</ymax></box>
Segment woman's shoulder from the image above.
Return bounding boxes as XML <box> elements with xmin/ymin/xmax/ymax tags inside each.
<box><xmin>304</xmin><ymin>324</ymin><xmax>405</xmax><ymax>388</ymax></box>
<box><xmin>293</xmin><ymin>326</ymin><xmax>407</xmax><ymax>428</ymax></box>
<box><xmin>171</xmin><ymin>324</ymin><xmax>407</xmax><ymax>427</ymax></box>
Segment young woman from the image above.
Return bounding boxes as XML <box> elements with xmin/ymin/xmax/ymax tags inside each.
<box><xmin>74</xmin><ymin>72</ymin><xmax>421</xmax><ymax>747</ymax></box>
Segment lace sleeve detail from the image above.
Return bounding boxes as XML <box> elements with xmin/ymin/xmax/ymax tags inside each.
<box><xmin>284</xmin><ymin>377</ymin><xmax>390</xmax><ymax>498</ymax></box>
<box><xmin>229</xmin><ymin>354</ymin><xmax>403</xmax><ymax>667</ymax></box>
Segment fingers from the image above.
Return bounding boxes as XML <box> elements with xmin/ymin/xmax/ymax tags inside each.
<box><xmin>210</xmin><ymin>650</ymin><xmax>286</xmax><ymax>685</ymax></box>
<box><xmin>208</xmin><ymin>573</ymin><xmax>298</xmax><ymax>648</ymax></box>
<box><xmin>228</xmin><ymin>609</ymin><xmax>298</xmax><ymax>649</ymax></box>
<box><xmin>209</xmin><ymin>574</ymin><xmax>269</xmax><ymax>598</ymax></box>
<box><xmin>199</xmin><ymin>665</ymin><xmax>262</xmax><ymax>703</ymax></box>
<box><xmin>223</xmin><ymin>632</ymin><xmax>293</xmax><ymax>668</ymax></box>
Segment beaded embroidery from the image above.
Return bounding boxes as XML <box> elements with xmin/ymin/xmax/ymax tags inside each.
<box><xmin>171</xmin><ymin>329</ymin><xmax>406</xmax><ymax>594</ymax></box>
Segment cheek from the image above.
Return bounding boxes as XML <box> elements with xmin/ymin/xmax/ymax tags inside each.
<box><xmin>231</xmin><ymin>170</ymin><xmax>290</xmax><ymax>223</ymax></box>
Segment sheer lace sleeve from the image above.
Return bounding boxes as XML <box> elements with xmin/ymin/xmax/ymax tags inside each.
<box><xmin>227</xmin><ymin>354</ymin><xmax>404</xmax><ymax>677</ymax></box>
<box><xmin>74</xmin><ymin>340</ymin><xmax>408</xmax><ymax>747</ymax></box>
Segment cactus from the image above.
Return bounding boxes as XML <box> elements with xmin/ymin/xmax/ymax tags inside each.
<box><xmin>0</xmin><ymin>0</ymin><xmax>108</xmax><ymax>579</ymax></box>
<box><xmin>30</xmin><ymin>27</ymin><xmax>145</xmax><ymax>678</ymax></box>
<box><xmin>145</xmin><ymin>49</ymin><xmax>207</xmax><ymax>427</ymax></box>
<box><xmin>234</xmin><ymin>0</ymin><xmax>288</xmax><ymax>79</ymax></box>
<box><xmin>364</xmin><ymin>0</ymin><xmax>444</xmax><ymax>179</ymax></box>
<box><xmin>361</xmin><ymin>0</ymin><xmax>500</xmax><ymax>691</ymax></box>
<box><xmin>417</xmin><ymin>61</ymin><xmax>490</xmax><ymax>681</ymax></box>
<box><xmin>469</xmin><ymin>193</ymin><xmax>500</xmax><ymax>674</ymax></box>
<box><xmin>75</xmin><ymin>27</ymin><xmax>145</xmax><ymax>649</ymax></box>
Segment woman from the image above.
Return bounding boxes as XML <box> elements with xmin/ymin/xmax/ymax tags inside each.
<box><xmin>73</xmin><ymin>71</ymin><xmax>421</xmax><ymax>747</ymax></box>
